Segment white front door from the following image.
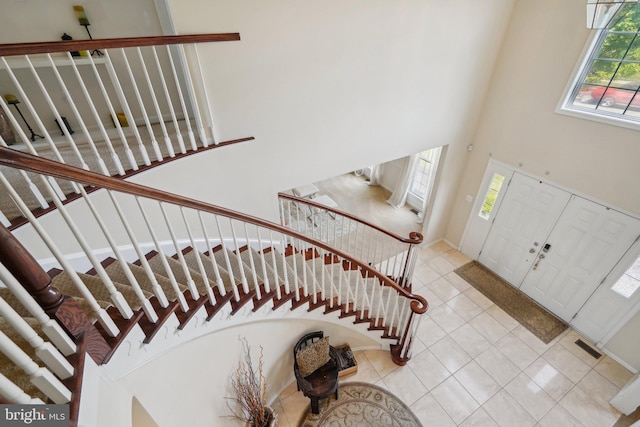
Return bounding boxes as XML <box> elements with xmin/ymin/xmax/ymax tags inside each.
<box><xmin>478</xmin><ymin>173</ymin><xmax>571</xmax><ymax>285</ymax></box>
<box><xmin>570</xmin><ymin>238</ymin><xmax>640</xmax><ymax>344</ymax></box>
<box><xmin>519</xmin><ymin>196</ymin><xmax>640</xmax><ymax>323</ymax></box>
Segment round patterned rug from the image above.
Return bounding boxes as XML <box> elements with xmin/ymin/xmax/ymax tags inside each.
<box><xmin>297</xmin><ymin>382</ymin><xmax>422</xmax><ymax>427</ymax></box>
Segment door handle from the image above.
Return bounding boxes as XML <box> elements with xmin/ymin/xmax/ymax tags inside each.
<box><xmin>532</xmin><ymin>253</ymin><xmax>545</xmax><ymax>270</ymax></box>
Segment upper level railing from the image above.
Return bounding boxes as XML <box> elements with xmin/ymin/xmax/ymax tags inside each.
<box><xmin>0</xmin><ymin>146</ymin><xmax>428</xmax><ymax>409</ymax></box>
<box><xmin>278</xmin><ymin>192</ymin><xmax>423</xmax><ymax>289</ymax></box>
<box><xmin>0</xmin><ymin>34</ymin><xmax>246</xmax><ymax>225</ymax></box>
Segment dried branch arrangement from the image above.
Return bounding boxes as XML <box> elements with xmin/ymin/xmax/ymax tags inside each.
<box><xmin>226</xmin><ymin>337</ymin><xmax>272</xmax><ymax>427</ymax></box>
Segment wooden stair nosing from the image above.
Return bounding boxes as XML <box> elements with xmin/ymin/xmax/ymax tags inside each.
<box><xmin>205</xmin><ymin>287</ymin><xmax>234</xmax><ymax>321</ymax></box>
<box><xmin>271</xmin><ymin>285</ymin><xmax>295</xmax><ymax>310</ymax></box>
<box><xmin>94</xmin><ymin>305</ymin><xmax>145</xmax><ymax>364</ymax></box>
<box><xmin>84</xmin><ymin>256</ymin><xmax>118</xmax><ymax>275</ymax></box>
<box><xmin>252</xmin><ymin>284</ymin><xmax>277</xmax><ymax>312</ymax></box>
<box><xmin>175</xmin><ymin>292</ymin><xmax>210</xmax><ymax>330</ymax></box>
<box><xmin>229</xmin><ymin>285</ymin><xmax>256</xmax><ymax>315</ymax></box>
<box><xmin>137</xmin><ymin>297</ymin><xmax>180</xmax><ymax>344</ymax></box>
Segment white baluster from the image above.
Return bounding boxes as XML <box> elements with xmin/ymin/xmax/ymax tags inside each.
<box><xmin>152</xmin><ymin>46</ymin><xmax>185</xmax><ymax>154</ymax></box>
<box><xmin>67</xmin><ymin>52</ymin><xmax>125</xmax><ymax>175</ymax></box>
<box><xmin>0</xmin><ymin>298</ymin><xmax>73</xmax><ymax>379</ymax></box>
<box><xmin>229</xmin><ymin>220</ymin><xmax>249</xmax><ymax>295</ymax></box>
<box><xmin>0</xmin><ymin>264</ymin><xmax>76</xmax><ymax>356</ymax></box>
<box><xmin>86</xmin><ymin>52</ymin><xmax>136</xmax><ymax>172</ymax></box>
<box><xmin>180</xmin><ymin>207</ymin><xmax>215</xmax><ymax>304</ymax></box>
<box><xmin>0</xmin><ymin>209</ymin><xmax>10</xmax><ymax>227</ymax></box>
<box><xmin>192</xmin><ymin>44</ymin><xmax>217</xmax><ymax>145</ymax></box>
<box><xmin>102</xmin><ymin>50</ymin><xmax>151</xmax><ymax>166</ymax></box>
<box><xmin>136</xmin><ymin>47</ymin><xmax>174</xmax><ymax>157</ymax></box>
<box><xmin>268</xmin><ymin>231</ymin><xmax>282</xmax><ymax>300</ymax></box>
<box><xmin>158</xmin><ymin>203</ymin><xmax>198</xmax><ymax>300</ymax></box>
<box><xmin>26</xmin><ymin>56</ymin><xmax>88</xmax><ymax>174</ymax></box>
<box><xmin>179</xmin><ymin>44</ymin><xmax>208</xmax><ymax>147</ymax></box>
<box><xmin>165</xmin><ymin>45</ymin><xmax>197</xmax><ymax>151</ymax></box>
<box><xmin>0</xmin><ymin>173</ymin><xmax>119</xmax><ymax>337</ymax></box>
<box><xmin>198</xmin><ymin>212</ymin><xmax>226</xmax><ymax>298</ymax></box>
<box><xmin>214</xmin><ymin>216</ymin><xmax>239</xmax><ymax>302</ymax></box>
<box><xmin>119</xmin><ymin>48</ymin><xmax>162</xmax><ymax>161</ymax></box>
<box><xmin>0</xmin><ymin>374</ymin><xmax>44</xmax><ymax>404</ymax></box>
<box><xmin>0</xmin><ymin>330</ymin><xmax>71</xmax><ymax>403</ymax></box>
<box><xmin>243</xmin><ymin>224</ymin><xmax>261</xmax><ymax>300</ymax></box>
<box><xmin>107</xmin><ymin>191</ymin><xmax>166</xmax><ymax>321</ymax></box>
<box><xmin>130</xmin><ymin>198</ymin><xmax>177</xmax><ymax>309</ymax></box>
<box><xmin>256</xmin><ymin>228</ymin><xmax>270</xmax><ymax>293</ymax></box>
<box><xmin>77</xmin><ymin>187</ymin><xmax>147</xmax><ymax>319</ymax></box>
<box><xmin>36</xmin><ymin>175</ymin><xmax>137</xmax><ymax>322</ymax></box>
<box><xmin>279</xmin><ymin>233</ymin><xmax>291</xmax><ymax>295</ymax></box>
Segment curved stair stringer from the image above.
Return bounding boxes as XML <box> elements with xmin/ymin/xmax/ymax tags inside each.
<box><xmin>99</xmin><ymin>298</ymin><xmax>396</xmax><ymax>381</ymax></box>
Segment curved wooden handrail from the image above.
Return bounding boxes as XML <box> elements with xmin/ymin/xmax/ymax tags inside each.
<box><xmin>278</xmin><ymin>192</ymin><xmax>423</xmax><ymax>245</ymax></box>
<box><xmin>0</xmin><ymin>147</ymin><xmax>428</xmax><ymax>314</ymax></box>
<box><xmin>0</xmin><ymin>33</ymin><xmax>241</xmax><ymax>57</ymax></box>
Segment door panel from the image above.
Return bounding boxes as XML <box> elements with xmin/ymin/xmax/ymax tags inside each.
<box><xmin>571</xmin><ymin>241</ymin><xmax>640</xmax><ymax>344</ymax></box>
<box><xmin>520</xmin><ymin>196</ymin><xmax>640</xmax><ymax>322</ymax></box>
<box><xmin>478</xmin><ymin>173</ymin><xmax>571</xmax><ymax>285</ymax></box>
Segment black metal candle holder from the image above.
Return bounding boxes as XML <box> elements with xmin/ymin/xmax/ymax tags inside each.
<box><xmin>4</xmin><ymin>95</ymin><xmax>43</xmax><ymax>142</ymax></box>
<box><xmin>73</xmin><ymin>5</ymin><xmax>103</xmax><ymax>56</ymax></box>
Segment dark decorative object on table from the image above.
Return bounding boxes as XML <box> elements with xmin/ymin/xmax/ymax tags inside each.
<box><xmin>61</xmin><ymin>33</ymin><xmax>80</xmax><ymax>57</ymax></box>
<box><xmin>54</xmin><ymin>117</ymin><xmax>74</xmax><ymax>136</ymax></box>
<box><xmin>73</xmin><ymin>5</ymin><xmax>103</xmax><ymax>56</ymax></box>
<box><xmin>4</xmin><ymin>94</ymin><xmax>43</xmax><ymax>142</ymax></box>
<box><xmin>293</xmin><ymin>331</ymin><xmax>340</xmax><ymax>415</ymax></box>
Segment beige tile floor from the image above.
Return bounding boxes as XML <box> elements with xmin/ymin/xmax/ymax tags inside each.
<box><xmin>272</xmin><ymin>242</ymin><xmax>635</xmax><ymax>426</ymax></box>
<box><xmin>279</xmin><ymin>173</ymin><xmax>637</xmax><ymax>427</ymax></box>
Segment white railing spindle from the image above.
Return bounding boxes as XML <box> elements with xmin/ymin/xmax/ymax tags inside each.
<box><xmin>0</xmin><ymin>374</ymin><xmax>44</xmax><ymax>404</ymax></box>
<box><xmin>165</xmin><ymin>45</ymin><xmax>197</xmax><ymax>151</ymax></box>
<box><xmin>0</xmin><ymin>331</ymin><xmax>71</xmax><ymax>403</ymax></box>
<box><xmin>0</xmin><ymin>298</ymin><xmax>74</xmax><ymax>379</ymax></box>
<box><xmin>136</xmin><ymin>47</ymin><xmax>174</xmax><ymax>158</ymax></box>
<box><xmin>152</xmin><ymin>46</ymin><xmax>185</xmax><ymax>154</ymax></box>
<box><xmin>102</xmin><ymin>50</ymin><xmax>151</xmax><ymax>166</ymax></box>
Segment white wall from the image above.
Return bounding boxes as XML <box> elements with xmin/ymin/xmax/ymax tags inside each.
<box><xmin>161</xmin><ymin>0</ymin><xmax>515</xmax><ymax>241</ymax></box>
<box><xmin>447</xmin><ymin>0</ymin><xmax>640</xmax><ymax>370</ymax></box>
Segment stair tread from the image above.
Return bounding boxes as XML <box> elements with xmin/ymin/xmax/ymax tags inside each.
<box><xmin>104</xmin><ymin>260</ymin><xmax>188</xmax><ymax>299</ymax></box>
<box><xmin>52</xmin><ymin>271</ymin><xmax>146</xmax><ymax>313</ymax></box>
<box><xmin>183</xmin><ymin>250</ymin><xmax>234</xmax><ymax>291</ymax></box>
<box><xmin>211</xmin><ymin>248</ymin><xmax>257</xmax><ymax>290</ymax></box>
<box><xmin>146</xmin><ymin>252</ymin><xmax>211</xmax><ymax>296</ymax></box>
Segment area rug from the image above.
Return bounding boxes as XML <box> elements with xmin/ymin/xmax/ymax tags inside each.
<box><xmin>454</xmin><ymin>261</ymin><xmax>567</xmax><ymax>343</ymax></box>
<box><xmin>297</xmin><ymin>382</ymin><xmax>422</xmax><ymax>427</ymax></box>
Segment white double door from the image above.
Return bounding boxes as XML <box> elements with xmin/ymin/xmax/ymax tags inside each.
<box><xmin>479</xmin><ymin>172</ymin><xmax>640</xmax><ymax>325</ymax></box>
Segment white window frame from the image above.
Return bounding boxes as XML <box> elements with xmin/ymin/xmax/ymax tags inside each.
<box><xmin>406</xmin><ymin>147</ymin><xmax>441</xmax><ymax>212</ymax></box>
<box><xmin>557</xmin><ymin>28</ymin><xmax>640</xmax><ymax>132</ymax></box>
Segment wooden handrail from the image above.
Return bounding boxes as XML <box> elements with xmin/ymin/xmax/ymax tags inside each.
<box><xmin>278</xmin><ymin>192</ymin><xmax>423</xmax><ymax>245</ymax></box>
<box><xmin>0</xmin><ymin>147</ymin><xmax>427</xmax><ymax>314</ymax></box>
<box><xmin>0</xmin><ymin>33</ymin><xmax>241</xmax><ymax>57</ymax></box>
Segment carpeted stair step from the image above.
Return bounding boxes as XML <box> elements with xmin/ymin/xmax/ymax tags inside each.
<box><xmin>145</xmin><ymin>252</ymin><xmax>210</xmax><ymax>297</ymax></box>
<box><xmin>51</xmin><ymin>271</ymin><xmax>147</xmax><ymax>316</ymax></box>
<box><xmin>103</xmin><ymin>259</ymin><xmax>188</xmax><ymax>301</ymax></box>
<box><xmin>210</xmin><ymin>247</ymin><xmax>258</xmax><ymax>290</ymax></box>
<box><xmin>182</xmin><ymin>250</ymin><xmax>234</xmax><ymax>292</ymax></box>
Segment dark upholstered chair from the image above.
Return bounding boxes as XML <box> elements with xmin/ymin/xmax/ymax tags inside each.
<box><xmin>293</xmin><ymin>331</ymin><xmax>341</xmax><ymax>414</ymax></box>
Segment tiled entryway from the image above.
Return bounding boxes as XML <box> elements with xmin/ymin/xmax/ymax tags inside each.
<box><xmin>273</xmin><ymin>242</ymin><xmax>635</xmax><ymax>427</ymax></box>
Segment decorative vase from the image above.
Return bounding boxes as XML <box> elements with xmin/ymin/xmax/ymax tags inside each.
<box><xmin>250</xmin><ymin>407</ymin><xmax>276</xmax><ymax>427</ymax></box>
<box><xmin>0</xmin><ymin>109</ymin><xmax>16</xmax><ymax>145</ymax></box>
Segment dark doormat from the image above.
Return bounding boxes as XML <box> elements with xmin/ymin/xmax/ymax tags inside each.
<box><xmin>455</xmin><ymin>261</ymin><xmax>568</xmax><ymax>344</ymax></box>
